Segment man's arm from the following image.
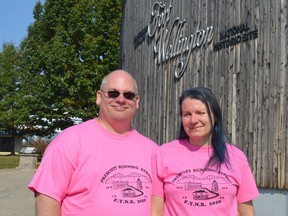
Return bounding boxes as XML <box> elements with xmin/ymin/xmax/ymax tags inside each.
<box><xmin>35</xmin><ymin>192</ymin><xmax>61</xmax><ymax>216</ymax></box>
<box><xmin>151</xmin><ymin>195</ymin><xmax>164</xmax><ymax>216</ymax></box>
<box><xmin>238</xmin><ymin>200</ymin><xmax>256</xmax><ymax>216</ymax></box>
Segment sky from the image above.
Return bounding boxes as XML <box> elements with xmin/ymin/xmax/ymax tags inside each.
<box><xmin>0</xmin><ymin>0</ymin><xmax>44</xmax><ymax>48</ymax></box>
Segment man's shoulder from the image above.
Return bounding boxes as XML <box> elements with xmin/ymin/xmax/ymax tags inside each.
<box><xmin>53</xmin><ymin>119</ymin><xmax>96</xmax><ymax>140</ymax></box>
<box><xmin>132</xmin><ymin>129</ymin><xmax>158</xmax><ymax>146</ymax></box>
<box><xmin>64</xmin><ymin>119</ymin><xmax>95</xmax><ymax>131</ymax></box>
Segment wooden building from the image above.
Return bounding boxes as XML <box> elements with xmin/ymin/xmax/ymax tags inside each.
<box><xmin>120</xmin><ymin>0</ymin><xmax>288</xmax><ymax>190</ymax></box>
<box><xmin>0</xmin><ymin>133</ymin><xmax>23</xmax><ymax>154</ymax></box>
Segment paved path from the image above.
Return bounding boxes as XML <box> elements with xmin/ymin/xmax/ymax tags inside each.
<box><xmin>0</xmin><ymin>169</ymin><xmax>36</xmax><ymax>216</ymax></box>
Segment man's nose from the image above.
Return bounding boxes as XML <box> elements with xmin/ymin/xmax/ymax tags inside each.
<box><xmin>115</xmin><ymin>93</ymin><xmax>126</xmax><ymax>102</ymax></box>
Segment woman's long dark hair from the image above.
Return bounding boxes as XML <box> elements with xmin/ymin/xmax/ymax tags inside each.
<box><xmin>179</xmin><ymin>87</ymin><xmax>230</xmax><ymax>170</ymax></box>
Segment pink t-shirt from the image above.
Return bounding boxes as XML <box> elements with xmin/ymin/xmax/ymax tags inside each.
<box><xmin>29</xmin><ymin>119</ymin><xmax>157</xmax><ymax>216</ymax></box>
<box><xmin>152</xmin><ymin>139</ymin><xmax>259</xmax><ymax>216</ymax></box>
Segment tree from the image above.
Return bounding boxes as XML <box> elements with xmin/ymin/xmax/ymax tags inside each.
<box><xmin>0</xmin><ymin>43</ymin><xmax>26</xmax><ymax>154</ymax></box>
<box><xmin>19</xmin><ymin>0</ymin><xmax>123</xmax><ymax>136</ymax></box>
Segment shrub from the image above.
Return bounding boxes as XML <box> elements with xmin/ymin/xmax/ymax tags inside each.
<box><xmin>24</xmin><ymin>137</ymin><xmax>50</xmax><ymax>159</ymax></box>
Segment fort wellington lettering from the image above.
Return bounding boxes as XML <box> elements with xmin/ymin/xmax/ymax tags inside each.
<box><xmin>147</xmin><ymin>1</ymin><xmax>214</xmax><ymax>78</ymax></box>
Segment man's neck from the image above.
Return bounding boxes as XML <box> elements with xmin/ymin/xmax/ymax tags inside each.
<box><xmin>95</xmin><ymin>117</ymin><xmax>132</xmax><ymax>134</ymax></box>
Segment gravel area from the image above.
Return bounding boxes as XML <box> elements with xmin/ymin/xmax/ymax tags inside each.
<box><xmin>0</xmin><ymin>169</ymin><xmax>36</xmax><ymax>216</ymax></box>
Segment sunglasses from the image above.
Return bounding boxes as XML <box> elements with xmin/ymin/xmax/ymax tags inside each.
<box><xmin>101</xmin><ymin>90</ymin><xmax>137</xmax><ymax>100</ymax></box>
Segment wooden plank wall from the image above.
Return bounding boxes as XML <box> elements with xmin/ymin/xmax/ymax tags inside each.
<box><xmin>120</xmin><ymin>0</ymin><xmax>288</xmax><ymax>189</ymax></box>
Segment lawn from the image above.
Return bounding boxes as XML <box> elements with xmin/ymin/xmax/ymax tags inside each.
<box><xmin>0</xmin><ymin>155</ymin><xmax>20</xmax><ymax>169</ymax></box>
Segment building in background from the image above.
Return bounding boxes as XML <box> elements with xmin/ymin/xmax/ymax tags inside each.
<box><xmin>120</xmin><ymin>1</ymin><xmax>288</xmax><ymax>215</ymax></box>
<box><xmin>0</xmin><ymin>133</ymin><xmax>22</xmax><ymax>154</ymax></box>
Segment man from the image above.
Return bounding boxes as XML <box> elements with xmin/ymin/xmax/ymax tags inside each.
<box><xmin>28</xmin><ymin>70</ymin><xmax>157</xmax><ymax>215</ymax></box>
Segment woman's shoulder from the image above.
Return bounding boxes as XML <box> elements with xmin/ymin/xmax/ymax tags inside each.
<box><xmin>158</xmin><ymin>139</ymin><xmax>191</xmax><ymax>155</ymax></box>
<box><xmin>226</xmin><ymin>143</ymin><xmax>248</xmax><ymax>160</ymax></box>
<box><xmin>159</xmin><ymin>139</ymin><xmax>182</xmax><ymax>148</ymax></box>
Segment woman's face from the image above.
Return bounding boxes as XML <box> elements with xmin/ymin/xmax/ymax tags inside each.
<box><xmin>181</xmin><ymin>98</ymin><xmax>214</xmax><ymax>146</ymax></box>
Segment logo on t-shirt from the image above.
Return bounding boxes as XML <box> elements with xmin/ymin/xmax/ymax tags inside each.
<box><xmin>172</xmin><ymin>168</ymin><xmax>235</xmax><ymax>207</ymax></box>
<box><xmin>101</xmin><ymin>164</ymin><xmax>152</xmax><ymax>204</ymax></box>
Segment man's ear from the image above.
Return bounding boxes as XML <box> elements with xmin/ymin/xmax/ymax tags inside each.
<box><xmin>96</xmin><ymin>90</ymin><xmax>102</xmax><ymax>106</ymax></box>
<box><xmin>135</xmin><ymin>95</ymin><xmax>140</xmax><ymax>109</ymax></box>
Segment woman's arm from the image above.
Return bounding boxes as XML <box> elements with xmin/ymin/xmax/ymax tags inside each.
<box><xmin>238</xmin><ymin>200</ymin><xmax>256</xmax><ymax>216</ymax></box>
<box><xmin>35</xmin><ymin>192</ymin><xmax>61</xmax><ymax>216</ymax></box>
<box><xmin>151</xmin><ymin>195</ymin><xmax>164</xmax><ymax>216</ymax></box>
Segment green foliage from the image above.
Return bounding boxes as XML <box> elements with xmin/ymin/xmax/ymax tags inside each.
<box><xmin>0</xmin><ymin>43</ymin><xmax>31</xmax><ymax>153</ymax></box>
<box><xmin>0</xmin><ymin>0</ymin><xmax>123</xmax><ymax>137</ymax></box>
<box><xmin>0</xmin><ymin>44</ymin><xmax>21</xmax><ymax>131</ymax></box>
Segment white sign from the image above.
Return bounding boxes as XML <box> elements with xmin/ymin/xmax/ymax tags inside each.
<box><xmin>147</xmin><ymin>1</ymin><xmax>214</xmax><ymax>78</ymax></box>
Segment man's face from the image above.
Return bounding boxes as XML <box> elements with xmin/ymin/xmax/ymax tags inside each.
<box><xmin>96</xmin><ymin>72</ymin><xmax>140</xmax><ymax>125</ymax></box>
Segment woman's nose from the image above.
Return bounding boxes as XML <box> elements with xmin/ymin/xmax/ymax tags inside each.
<box><xmin>189</xmin><ymin>114</ymin><xmax>198</xmax><ymax>124</ymax></box>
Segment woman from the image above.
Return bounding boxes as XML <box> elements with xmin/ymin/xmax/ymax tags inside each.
<box><xmin>152</xmin><ymin>87</ymin><xmax>259</xmax><ymax>216</ymax></box>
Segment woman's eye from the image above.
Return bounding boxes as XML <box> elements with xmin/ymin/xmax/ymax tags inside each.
<box><xmin>182</xmin><ymin>113</ymin><xmax>191</xmax><ymax>117</ymax></box>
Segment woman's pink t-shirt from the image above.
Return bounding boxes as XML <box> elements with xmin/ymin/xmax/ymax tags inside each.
<box><xmin>152</xmin><ymin>139</ymin><xmax>259</xmax><ymax>216</ymax></box>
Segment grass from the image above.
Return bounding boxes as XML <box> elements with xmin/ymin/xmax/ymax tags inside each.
<box><xmin>0</xmin><ymin>155</ymin><xmax>20</xmax><ymax>169</ymax></box>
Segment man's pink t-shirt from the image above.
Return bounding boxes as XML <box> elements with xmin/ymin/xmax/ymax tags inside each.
<box><xmin>29</xmin><ymin>119</ymin><xmax>157</xmax><ymax>216</ymax></box>
<box><xmin>152</xmin><ymin>139</ymin><xmax>259</xmax><ymax>216</ymax></box>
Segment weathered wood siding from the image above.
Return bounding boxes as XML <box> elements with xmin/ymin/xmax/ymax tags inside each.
<box><xmin>120</xmin><ymin>0</ymin><xmax>288</xmax><ymax>189</ymax></box>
